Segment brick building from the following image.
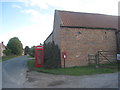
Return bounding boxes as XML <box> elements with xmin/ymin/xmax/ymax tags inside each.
<box><xmin>44</xmin><ymin>10</ymin><xmax>118</xmax><ymax>67</ymax></box>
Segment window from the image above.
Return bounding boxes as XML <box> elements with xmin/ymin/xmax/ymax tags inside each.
<box><xmin>76</xmin><ymin>31</ymin><xmax>82</xmax><ymax>40</ymax></box>
<box><xmin>105</xmin><ymin>32</ymin><xmax>107</xmax><ymax>39</ymax></box>
<box><xmin>77</xmin><ymin>32</ymin><xmax>81</xmax><ymax>34</ymax></box>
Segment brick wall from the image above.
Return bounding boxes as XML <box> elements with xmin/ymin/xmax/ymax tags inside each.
<box><xmin>60</xmin><ymin>28</ymin><xmax>116</xmax><ymax>67</ymax></box>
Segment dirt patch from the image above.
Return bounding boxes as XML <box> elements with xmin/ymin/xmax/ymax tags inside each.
<box><xmin>48</xmin><ymin>80</ymin><xmax>65</xmax><ymax>86</ymax></box>
<box><xmin>27</xmin><ymin>77</ymin><xmax>36</xmax><ymax>82</ymax></box>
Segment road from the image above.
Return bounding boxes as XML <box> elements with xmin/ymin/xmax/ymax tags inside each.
<box><xmin>24</xmin><ymin>71</ymin><xmax>119</xmax><ymax>88</ymax></box>
<box><xmin>1</xmin><ymin>56</ymin><xmax>119</xmax><ymax>88</ymax></box>
<box><xmin>2</xmin><ymin>56</ymin><xmax>28</xmax><ymax>88</ymax></box>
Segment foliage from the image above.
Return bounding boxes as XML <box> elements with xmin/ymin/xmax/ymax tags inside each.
<box><xmin>27</xmin><ymin>59</ymin><xmax>36</xmax><ymax>70</ymax></box>
<box><xmin>27</xmin><ymin>59</ymin><xmax>118</xmax><ymax>76</ymax></box>
<box><xmin>29</xmin><ymin>46</ymin><xmax>35</xmax><ymax>57</ymax></box>
<box><xmin>43</xmin><ymin>41</ymin><xmax>61</xmax><ymax>68</ymax></box>
<box><xmin>3</xmin><ymin>48</ymin><xmax>11</xmax><ymax>56</ymax></box>
<box><xmin>24</xmin><ymin>46</ymin><xmax>30</xmax><ymax>55</ymax></box>
<box><xmin>7</xmin><ymin>37</ymin><xmax>23</xmax><ymax>56</ymax></box>
<box><xmin>2</xmin><ymin>55</ymin><xmax>17</xmax><ymax>61</ymax></box>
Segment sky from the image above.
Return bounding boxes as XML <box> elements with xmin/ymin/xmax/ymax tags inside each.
<box><xmin>0</xmin><ymin>0</ymin><xmax>119</xmax><ymax>48</ymax></box>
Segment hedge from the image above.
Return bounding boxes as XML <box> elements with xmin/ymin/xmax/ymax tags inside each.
<box><xmin>43</xmin><ymin>41</ymin><xmax>61</xmax><ymax>68</ymax></box>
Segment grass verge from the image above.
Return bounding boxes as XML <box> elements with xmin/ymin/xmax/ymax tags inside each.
<box><xmin>2</xmin><ymin>55</ymin><xmax>18</xmax><ymax>62</ymax></box>
<box><xmin>27</xmin><ymin>59</ymin><xmax>118</xmax><ymax>76</ymax></box>
<box><xmin>27</xmin><ymin>55</ymin><xmax>34</xmax><ymax>58</ymax></box>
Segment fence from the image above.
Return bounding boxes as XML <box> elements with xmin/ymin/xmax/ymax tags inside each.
<box><xmin>88</xmin><ymin>54</ymin><xmax>96</xmax><ymax>64</ymax></box>
<box><xmin>88</xmin><ymin>51</ymin><xmax>117</xmax><ymax>68</ymax></box>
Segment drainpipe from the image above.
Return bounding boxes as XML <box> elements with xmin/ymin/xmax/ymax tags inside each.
<box><xmin>116</xmin><ymin>30</ymin><xmax>120</xmax><ymax>54</ymax></box>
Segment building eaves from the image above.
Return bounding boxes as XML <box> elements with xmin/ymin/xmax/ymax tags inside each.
<box><xmin>44</xmin><ymin>31</ymin><xmax>53</xmax><ymax>43</ymax></box>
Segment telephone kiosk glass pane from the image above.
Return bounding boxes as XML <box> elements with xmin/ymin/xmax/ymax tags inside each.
<box><xmin>38</xmin><ymin>50</ymin><xmax>42</xmax><ymax>64</ymax></box>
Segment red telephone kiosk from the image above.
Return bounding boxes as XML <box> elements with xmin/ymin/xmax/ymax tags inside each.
<box><xmin>35</xmin><ymin>45</ymin><xmax>44</xmax><ymax>67</ymax></box>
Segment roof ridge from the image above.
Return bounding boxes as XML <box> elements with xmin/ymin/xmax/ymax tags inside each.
<box><xmin>56</xmin><ymin>10</ymin><xmax>117</xmax><ymax>17</ymax></box>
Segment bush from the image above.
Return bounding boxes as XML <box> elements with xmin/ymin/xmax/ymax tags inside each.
<box><xmin>24</xmin><ymin>46</ymin><xmax>30</xmax><ymax>55</ymax></box>
<box><xmin>43</xmin><ymin>41</ymin><xmax>61</xmax><ymax>68</ymax></box>
<box><xmin>29</xmin><ymin>46</ymin><xmax>35</xmax><ymax>57</ymax></box>
<box><xmin>3</xmin><ymin>48</ymin><xmax>12</xmax><ymax>56</ymax></box>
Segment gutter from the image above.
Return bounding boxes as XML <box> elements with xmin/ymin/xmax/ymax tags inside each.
<box><xmin>60</xmin><ymin>26</ymin><xmax>117</xmax><ymax>30</ymax></box>
<box><xmin>44</xmin><ymin>31</ymin><xmax>53</xmax><ymax>44</ymax></box>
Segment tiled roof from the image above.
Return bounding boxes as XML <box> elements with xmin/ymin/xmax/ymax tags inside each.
<box><xmin>57</xmin><ymin>10</ymin><xmax>118</xmax><ymax>29</ymax></box>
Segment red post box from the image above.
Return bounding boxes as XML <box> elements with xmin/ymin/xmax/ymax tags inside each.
<box><xmin>62</xmin><ymin>52</ymin><xmax>67</xmax><ymax>68</ymax></box>
<box><xmin>35</xmin><ymin>45</ymin><xmax>44</xmax><ymax>67</ymax></box>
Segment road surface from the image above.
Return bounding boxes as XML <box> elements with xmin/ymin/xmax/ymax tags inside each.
<box><xmin>24</xmin><ymin>71</ymin><xmax>119</xmax><ymax>88</ymax></box>
<box><xmin>1</xmin><ymin>56</ymin><xmax>119</xmax><ymax>88</ymax></box>
<box><xmin>2</xmin><ymin>56</ymin><xmax>28</xmax><ymax>88</ymax></box>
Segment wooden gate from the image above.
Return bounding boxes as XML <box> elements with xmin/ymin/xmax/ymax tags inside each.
<box><xmin>97</xmin><ymin>51</ymin><xmax>116</xmax><ymax>64</ymax></box>
<box><xmin>95</xmin><ymin>51</ymin><xmax>117</xmax><ymax>68</ymax></box>
<box><xmin>88</xmin><ymin>51</ymin><xmax>117</xmax><ymax>68</ymax></box>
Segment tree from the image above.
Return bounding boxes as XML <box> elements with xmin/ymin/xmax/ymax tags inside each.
<box><xmin>29</xmin><ymin>46</ymin><xmax>35</xmax><ymax>57</ymax></box>
<box><xmin>24</xmin><ymin>46</ymin><xmax>30</xmax><ymax>55</ymax></box>
<box><xmin>7</xmin><ymin>37</ymin><xmax>23</xmax><ymax>55</ymax></box>
<box><xmin>3</xmin><ymin>48</ymin><xmax>11</xmax><ymax>56</ymax></box>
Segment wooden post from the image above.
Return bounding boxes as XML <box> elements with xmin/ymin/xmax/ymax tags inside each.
<box><xmin>88</xmin><ymin>54</ymin><xmax>90</xmax><ymax>65</ymax></box>
<box><xmin>64</xmin><ymin>58</ymin><xmax>65</xmax><ymax>69</ymax></box>
<box><xmin>96</xmin><ymin>51</ymin><xmax>99</xmax><ymax>68</ymax></box>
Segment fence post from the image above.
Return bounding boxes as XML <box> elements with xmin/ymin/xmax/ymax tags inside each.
<box><xmin>96</xmin><ymin>51</ymin><xmax>99</xmax><ymax>68</ymax></box>
<box><xmin>88</xmin><ymin>54</ymin><xmax>90</xmax><ymax>65</ymax></box>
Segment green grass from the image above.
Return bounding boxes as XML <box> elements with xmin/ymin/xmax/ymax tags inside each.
<box><xmin>27</xmin><ymin>59</ymin><xmax>118</xmax><ymax>76</ymax></box>
<box><xmin>2</xmin><ymin>55</ymin><xmax>18</xmax><ymax>62</ymax></box>
<box><xmin>0</xmin><ymin>57</ymin><xmax>2</xmax><ymax>62</ymax></box>
<box><xmin>27</xmin><ymin>55</ymin><xmax>35</xmax><ymax>58</ymax></box>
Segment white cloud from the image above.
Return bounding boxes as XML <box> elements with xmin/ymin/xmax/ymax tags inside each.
<box><xmin>17</xmin><ymin>0</ymin><xmax>48</xmax><ymax>9</ymax></box>
<box><xmin>12</xmin><ymin>4</ymin><xmax>22</xmax><ymax>8</ymax></box>
<box><xmin>1</xmin><ymin>23</ymin><xmax>53</xmax><ymax>48</ymax></box>
<box><xmin>17</xmin><ymin>0</ymin><xmax>119</xmax><ymax>15</ymax></box>
<box><xmin>30</xmin><ymin>0</ymin><xmax>48</xmax><ymax>9</ymax></box>
<box><xmin>45</xmin><ymin>0</ymin><xmax>119</xmax><ymax>15</ymax></box>
<box><xmin>21</xmin><ymin>9</ymin><xmax>54</xmax><ymax>27</ymax></box>
<box><xmin>2</xmin><ymin>0</ymin><xmax>119</xmax><ymax>48</ymax></box>
<box><xmin>17</xmin><ymin>0</ymin><xmax>30</xmax><ymax>7</ymax></box>
<box><xmin>1</xmin><ymin>8</ymin><xmax>54</xmax><ymax>47</ymax></box>
<box><xmin>0</xmin><ymin>0</ymin><xmax>18</xmax><ymax>2</ymax></box>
